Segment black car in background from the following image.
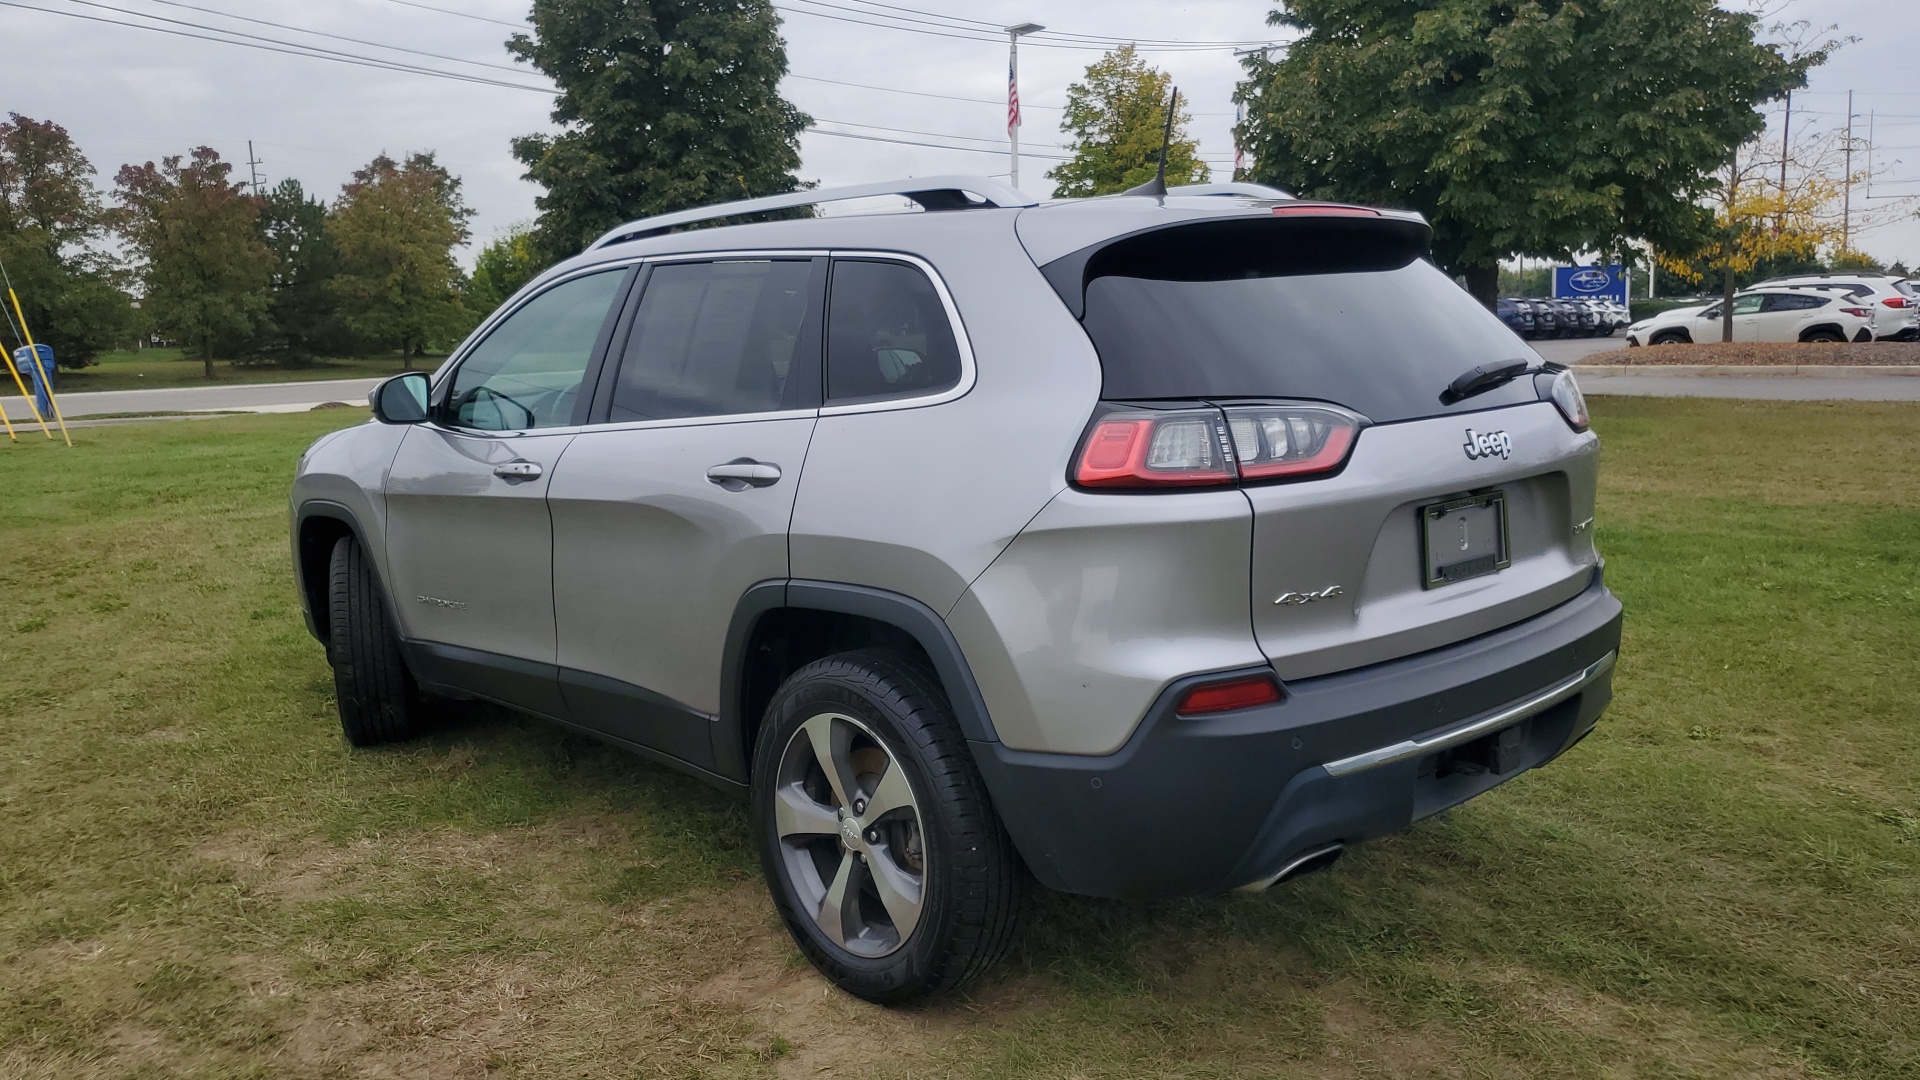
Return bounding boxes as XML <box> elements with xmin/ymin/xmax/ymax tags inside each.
<box><xmin>1496</xmin><ymin>298</ymin><xmax>1536</xmax><ymax>337</ymax></box>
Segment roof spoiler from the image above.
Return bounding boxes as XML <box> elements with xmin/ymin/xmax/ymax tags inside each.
<box><xmin>587</xmin><ymin>175</ymin><xmax>1039</xmax><ymax>251</ymax></box>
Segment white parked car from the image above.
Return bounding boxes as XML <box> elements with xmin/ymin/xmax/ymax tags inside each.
<box><xmin>1750</xmin><ymin>273</ymin><xmax>1917</xmax><ymax>341</ymax></box>
<box><xmin>1625</xmin><ymin>288</ymin><xmax>1876</xmax><ymax>346</ymax></box>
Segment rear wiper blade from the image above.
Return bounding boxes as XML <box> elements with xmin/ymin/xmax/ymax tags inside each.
<box><xmin>1443</xmin><ymin>358</ymin><xmax>1535</xmax><ymax>404</ymax></box>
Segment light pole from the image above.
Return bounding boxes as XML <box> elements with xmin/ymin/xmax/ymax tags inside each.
<box><xmin>1006</xmin><ymin>22</ymin><xmax>1044</xmax><ymax>190</ymax></box>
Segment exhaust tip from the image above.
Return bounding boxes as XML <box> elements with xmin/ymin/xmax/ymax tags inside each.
<box><xmin>1236</xmin><ymin>842</ymin><xmax>1345</xmax><ymax>893</ymax></box>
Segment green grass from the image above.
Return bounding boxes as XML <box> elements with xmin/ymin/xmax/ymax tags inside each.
<box><xmin>39</xmin><ymin>348</ymin><xmax>441</xmax><ymax>394</ymax></box>
<box><xmin>1</xmin><ymin>399</ymin><xmax>1917</xmax><ymax>1078</ymax></box>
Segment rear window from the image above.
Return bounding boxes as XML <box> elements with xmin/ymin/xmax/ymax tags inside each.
<box><xmin>1062</xmin><ymin>218</ymin><xmax>1538</xmax><ymax>423</ymax></box>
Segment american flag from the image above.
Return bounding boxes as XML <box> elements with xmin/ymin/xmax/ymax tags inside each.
<box><xmin>1007</xmin><ymin>59</ymin><xmax>1022</xmax><ymax>134</ymax></box>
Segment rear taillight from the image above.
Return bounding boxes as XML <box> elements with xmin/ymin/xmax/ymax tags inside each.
<box><xmin>1842</xmin><ymin>307</ymin><xmax>1872</xmax><ymax>318</ymax></box>
<box><xmin>1073</xmin><ymin>404</ymin><xmax>1364</xmax><ymax>490</ymax></box>
<box><xmin>1176</xmin><ymin>673</ymin><xmax>1284</xmax><ymax>716</ymax></box>
<box><xmin>1546</xmin><ymin>369</ymin><xmax>1590</xmax><ymax>432</ymax></box>
<box><xmin>1883</xmin><ymin>297</ymin><xmax>1912</xmax><ymax>309</ymax></box>
<box><xmin>1075</xmin><ymin>409</ymin><xmax>1236</xmax><ymax>488</ymax></box>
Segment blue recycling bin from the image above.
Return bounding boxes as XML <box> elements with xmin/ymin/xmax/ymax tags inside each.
<box><xmin>13</xmin><ymin>344</ymin><xmax>53</xmax><ymax>420</ymax></box>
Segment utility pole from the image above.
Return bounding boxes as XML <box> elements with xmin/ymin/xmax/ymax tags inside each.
<box><xmin>1230</xmin><ymin>46</ymin><xmax>1273</xmax><ymax>180</ymax></box>
<box><xmin>1006</xmin><ymin>22</ymin><xmax>1043</xmax><ymax>190</ymax></box>
<box><xmin>1842</xmin><ymin>90</ymin><xmax>1853</xmax><ymax>251</ymax></box>
<box><xmin>1775</xmin><ymin>90</ymin><xmax>1791</xmax><ymax>233</ymax></box>
<box><xmin>245</xmin><ymin>140</ymin><xmax>265</xmax><ymax>197</ymax></box>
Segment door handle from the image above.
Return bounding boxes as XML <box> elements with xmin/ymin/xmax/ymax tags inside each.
<box><xmin>493</xmin><ymin>460</ymin><xmax>543</xmax><ymax>480</ymax></box>
<box><xmin>706</xmin><ymin>459</ymin><xmax>782</xmax><ymax>489</ymax></box>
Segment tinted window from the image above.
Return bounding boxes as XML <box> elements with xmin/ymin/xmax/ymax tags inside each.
<box><xmin>1078</xmin><ymin>252</ymin><xmax>1536</xmax><ymax>423</ymax></box>
<box><xmin>447</xmin><ymin>269</ymin><xmax>626</xmax><ymax>431</ymax></box>
<box><xmin>609</xmin><ymin>259</ymin><xmax>821</xmax><ymax>422</ymax></box>
<box><xmin>1763</xmin><ymin>293</ymin><xmax>1825</xmax><ymax>312</ymax></box>
<box><xmin>826</xmin><ymin>260</ymin><xmax>962</xmax><ymax>403</ymax></box>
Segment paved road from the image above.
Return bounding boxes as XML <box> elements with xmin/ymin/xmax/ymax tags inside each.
<box><xmin>2</xmin><ymin>377</ymin><xmax>379</xmax><ymax>422</ymax></box>
<box><xmin>1575</xmin><ymin>373</ymin><xmax>1920</xmax><ymax>400</ymax></box>
<box><xmin>1533</xmin><ymin>336</ymin><xmax>1627</xmax><ymax>366</ymax></box>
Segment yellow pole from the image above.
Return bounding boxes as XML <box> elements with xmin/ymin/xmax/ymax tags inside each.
<box><xmin>0</xmin><ymin>381</ymin><xmax>15</xmax><ymax>440</ymax></box>
<box><xmin>8</xmin><ymin>288</ymin><xmax>71</xmax><ymax>446</ymax></box>
<box><xmin>0</xmin><ymin>332</ymin><xmax>49</xmax><ymax>439</ymax></box>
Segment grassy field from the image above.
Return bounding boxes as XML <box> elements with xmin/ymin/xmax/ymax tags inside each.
<box><xmin>36</xmin><ymin>349</ymin><xmax>437</xmax><ymax>394</ymax></box>
<box><xmin>1</xmin><ymin>399</ymin><xmax>1916</xmax><ymax>1078</ymax></box>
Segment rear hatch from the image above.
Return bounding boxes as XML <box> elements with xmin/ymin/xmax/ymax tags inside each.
<box><xmin>1037</xmin><ymin>209</ymin><xmax>1601</xmax><ymax>680</ymax></box>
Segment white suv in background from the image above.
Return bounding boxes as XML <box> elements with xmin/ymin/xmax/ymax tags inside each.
<box><xmin>1625</xmin><ymin>288</ymin><xmax>1876</xmax><ymax>346</ymax></box>
<box><xmin>1752</xmin><ymin>273</ymin><xmax>1918</xmax><ymax>341</ymax></box>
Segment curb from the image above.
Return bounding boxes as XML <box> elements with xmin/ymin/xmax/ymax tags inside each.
<box><xmin>1572</xmin><ymin>364</ymin><xmax>1920</xmax><ymax>378</ymax></box>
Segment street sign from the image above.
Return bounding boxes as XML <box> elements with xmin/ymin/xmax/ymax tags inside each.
<box><xmin>1553</xmin><ymin>265</ymin><xmax>1628</xmax><ymax>304</ymax></box>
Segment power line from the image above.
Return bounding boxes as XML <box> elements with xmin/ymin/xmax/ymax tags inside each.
<box><xmin>129</xmin><ymin>0</ymin><xmax>537</xmax><ymax>76</ymax></box>
<box><xmin>0</xmin><ymin>1</ymin><xmax>553</xmax><ymax>92</ymax></box>
<box><xmin>808</xmin><ymin>126</ymin><xmax>1069</xmax><ymax>160</ymax></box>
<box><xmin>379</xmin><ymin>0</ymin><xmax>523</xmax><ymax>29</ymax></box>
<box><xmin>823</xmin><ymin>0</ymin><xmax>1279</xmax><ymax>48</ymax></box>
<box><xmin>774</xmin><ymin>0</ymin><xmax>1267</xmax><ymax>52</ymax></box>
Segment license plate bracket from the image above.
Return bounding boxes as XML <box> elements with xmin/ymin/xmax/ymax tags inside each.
<box><xmin>1420</xmin><ymin>491</ymin><xmax>1511</xmax><ymax>589</ymax></box>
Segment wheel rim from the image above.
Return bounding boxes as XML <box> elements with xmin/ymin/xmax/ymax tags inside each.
<box><xmin>773</xmin><ymin>711</ymin><xmax>927</xmax><ymax>958</ymax></box>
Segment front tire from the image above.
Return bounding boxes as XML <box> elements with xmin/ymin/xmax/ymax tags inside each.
<box><xmin>326</xmin><ymin>536</ymin><xmax>424</xmax><ymax>747</ymax></box>
<box><xmin>751</xmin><ymin>649</ymin><xmax>1023</xmax><ymax>1004</ymax></box>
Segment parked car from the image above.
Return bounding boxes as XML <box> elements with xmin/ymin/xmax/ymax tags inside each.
<box><xmin>291</xmin><ymin>176</ymin><xmax>1622</xmax><ymax>1003</ymax></box>
<box><xmin>1625</xmin><ymin>288</ymin><xmax>1876</xmax><ymax>346</ymax></box>
<box><xmin>1750</xmin><ymin>273</ymin><xmax>1917</xmax><ymax>341</ymax></box>
<box><xmin>1496</xmin><ymin>297</ymin><xmax>1537</xmax><ymax>338</ymax></box>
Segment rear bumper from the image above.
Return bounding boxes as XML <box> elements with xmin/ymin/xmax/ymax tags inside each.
<box><xmin>973</xmin><ymin>570</ymin><xmax>1623</xmax><ymax>900</ymax></box>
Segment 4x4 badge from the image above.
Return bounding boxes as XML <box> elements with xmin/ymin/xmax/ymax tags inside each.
<box><xmin>1274</xmin><ymin>585</ymin><xmax>1344</xmax><ymax>606</ymax></box>
<box><xmin>1463</xmin><ymin>429</ymin><xmax>1513</xmax><ymax>461</ymax></box>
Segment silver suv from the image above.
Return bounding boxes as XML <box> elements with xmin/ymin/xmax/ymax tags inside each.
<box><xmin>290</xmin><ymin>176</ymin><xmax>1623</xmax><ymax>1003</ymax></box>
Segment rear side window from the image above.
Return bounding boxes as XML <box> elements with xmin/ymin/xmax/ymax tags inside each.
<box><xmin>609</xmin><ymin>259</ymin><xmax>822</xmax><ymax>422</ymax></box>
<box><xmin>826</xmin><ymin>260</ymin><xmax>962</xmax><ymax>404</ymax></box>
<box><xmin>1064</xmin><ymin>218</ymin><xmax>1538</xmax><ymax>423</ymax></box>
<box><xmin>1764</xmin><ymin>293</ymin><xmax>1826</xmax><ymax>311</ymax></box>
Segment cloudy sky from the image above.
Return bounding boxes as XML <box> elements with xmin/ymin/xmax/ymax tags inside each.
<box><xmin>6</xmin><ymin>0</ymin><xmax>1916</xmax><ymax>266</ymax></box>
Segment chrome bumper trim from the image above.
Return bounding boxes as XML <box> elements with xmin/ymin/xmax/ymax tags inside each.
<box><xmin>1320</xmin><ymin>650</ymin><xmax>1617</xmax><ymax>779</ymax></box>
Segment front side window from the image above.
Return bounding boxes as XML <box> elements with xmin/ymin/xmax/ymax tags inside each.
<box><xmin>609</xmin><ymin>259</ymin><xmax>822</xmax><ymax>422</ymax></box>
<box><xmin>826</xmin><ymin>260</ymin><xmax>963</xmax><ymax>404</ymax></box>
<box><xmin>446</xmin><ymin>269</ymin><xmax>627</xmax><ymax>431</ymax></box>
<box><xmin>1732</xmin><ymin>295</ymin><xmax>1765</xmax><ymax>316</ymax></box>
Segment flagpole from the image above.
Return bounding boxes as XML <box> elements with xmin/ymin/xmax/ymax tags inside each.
<box><xmin>1006</xmin><ymin>22</ymin><xmax>1044</xmax><ymax>190</ymax></box>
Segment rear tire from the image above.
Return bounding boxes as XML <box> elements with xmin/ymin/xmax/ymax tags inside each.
<box><xmin>751</xmin><ymin>649</ymin><xmax>1024</xmax><ymax>1004</ymax></box>
<box><xmin>326</xmin><ymin>536</ymin><xmax>424</xmax><ymax>747</ymax></box>
<box><xmin>1801</xmin><ymin>329</ymin><xmax>1844</xmax><ymax>343</ymax></box>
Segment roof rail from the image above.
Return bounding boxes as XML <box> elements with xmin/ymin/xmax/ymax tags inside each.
<box><xmin>588</xmin><ymin>175</ymin><xmax>1039</xmax><ymax>250</ymax></box>
<box><xmin>1166</xmin><ymin>182</ymin><xmax>1294</xmax><ymax>200</ymax></box>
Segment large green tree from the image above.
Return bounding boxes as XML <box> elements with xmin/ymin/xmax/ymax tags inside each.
<box><xmin>1048</xmin><ymin>45</ymin><xmax>1212</xmax><ymax>197</ymax></box>
<box><xmin>1236</xmin><ymin>0</ymin><xmax>1813</xmax><ymax>305</ymax></box>
<box><xmin>327</xmin><ymin>153</ymin><xmax>473</xmax><ymax>366</ymax></box>
<box><xmin>256</xmin><ymin>179</ymin><xmax>350</xmax><ymax>365</ymax></box>
<box><xmin>114</xmin><ymin>147</ymin><xmax>272</xmax><ymax>377</ymax></box>
<box><xmin>0</xmin><ymin>113</ymin><xmax>134</xmax><ymax>367</ymax></box>
<box><xmin>509</xmin><ymin>0</ymin><xmax>810</xmax><ymax>261</ymax></box>
<box><xmin>466</xmin><ymin>225</ymin><xmax>544</xmax><ymax>317</ymax></box>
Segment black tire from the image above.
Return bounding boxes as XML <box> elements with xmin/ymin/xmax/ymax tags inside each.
<box><xmin>326</xmin><ymin>535</ymin><xmax>424</xmax><ymax>747</ymax></box>
<box><xmin>1649</xmin><ymin>329</ymin><xmax>1690</xmax><ymax>346</ymax></box>
<box><xmin>1801</xmin><ymin>328</ymin><xmax>1844</xmax><ymax>343</ymax></box>
<box><xmin>751</xmin><ymin>649</ymin><xmax>1023</xmax><ymax>1004</ymax></box>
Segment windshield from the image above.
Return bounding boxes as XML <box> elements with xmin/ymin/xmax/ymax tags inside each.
<box><xmin>1078</xmin><ymin>250</ymin><xmax>1540</xmax><ymax>423</ymax></box>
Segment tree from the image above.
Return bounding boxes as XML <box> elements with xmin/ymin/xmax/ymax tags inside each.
<box><xmin>467</xmin><ymin>225</ymin><xmax>544</xmax><ymax>316</ymax></box>
<box><xmin>327</xmin><ymin>153</ymin><xmax>473</xmax><ymax>366</ymax></box>
<box><xmin>1048</xmin><ymin>45</ymin><xmax>1212</xmax><ymax>197</ymax></box>
<box><xmin>509</xmin><ymin>0</ymin><xmax>810</xmax><ymax>261</ymax></box>
<box><xmin>114</xmin><ymin>147</ymin><xmax>272</xmax><ymax>378</ymax></box>
<box><xmin>1236</xmin><ymin>0</ymin><xmax>1814</xmax><ymax>307</ymax></box>
<box><xmin>1659</xmin><ymin>124</ymin><xmax>1884</xmax><ymax>340</ymax></box>
<box><xmin>0</xmin><ymin>113</ymin><xmax>135</xmax><ymax>367</ymax></box>
<box><xmin>256</xmin><ymin>179</ymin><xmax>349</xmax><ymax>365</ymax></box>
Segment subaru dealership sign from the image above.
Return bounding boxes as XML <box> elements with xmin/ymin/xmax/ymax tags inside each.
<box><xmin>1553</xmin><ymin>265</ymin><xmax>1628</xmax><ymax>304</ymax></box>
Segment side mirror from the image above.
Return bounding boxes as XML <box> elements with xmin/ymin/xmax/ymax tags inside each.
<box><xmin>370</xmin><ymin>372</ymin><xmax>431</xmax><ymax>424</ymax></box>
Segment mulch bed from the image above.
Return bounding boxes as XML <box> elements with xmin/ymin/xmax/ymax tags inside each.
<box><xmin>1580</xmin><ymin>341</ymin><xmax>1920</xmax><ymax>366</ymax></box>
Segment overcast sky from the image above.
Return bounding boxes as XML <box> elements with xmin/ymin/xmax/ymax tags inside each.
<box><xmin>5</xmin><ymin>0</ymin><xmax>1916</xmax><ymax>266</ymax></box>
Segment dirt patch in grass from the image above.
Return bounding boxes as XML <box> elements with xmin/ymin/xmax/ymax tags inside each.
<box><xmin>1581</xmin><ymin>341</ymin><xmax>1920</xmax><ymax>365</ymax></box>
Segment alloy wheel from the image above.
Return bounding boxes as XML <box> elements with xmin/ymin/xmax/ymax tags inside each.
<box><xmin>772</xmin><ymin>711</ymin><xmax>927</xmax><ymax>958</ymax></box>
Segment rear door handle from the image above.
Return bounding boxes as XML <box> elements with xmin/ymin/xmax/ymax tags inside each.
<box><xmin>493</xmin><ymin>460</ymin><xmax>543</xmax><ymax>480</ymax></box>
<box><xmin>706</xmin><ymin>459</ymin><xmax>782</xmax><ymax>489</ymax></box>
